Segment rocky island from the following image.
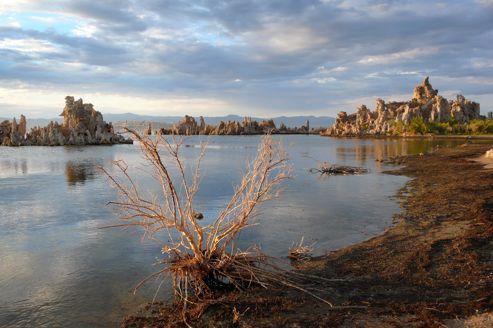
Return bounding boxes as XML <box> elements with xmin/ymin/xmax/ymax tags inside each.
<box><xmin>156</xmin><ymin>115</ymin><xmax>314</xmax><ymax>135</ymax></box>
<box><xmin>322</xmin><ymin>77</ymin><xmax>483</xmax><ymax>137</ymax></box>
<box><xmin>0</xmin><ymin>96</ymin><xmax>132</xmax><ymax>146</ymax></box>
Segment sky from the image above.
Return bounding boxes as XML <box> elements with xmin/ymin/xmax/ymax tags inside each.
<box><xmin>0</xmin><ymin>0</ymin><xmax>493</xmax><ymax>118</ymax></box>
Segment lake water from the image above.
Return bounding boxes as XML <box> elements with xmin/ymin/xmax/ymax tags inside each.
<box><xmin>0</xmin><ymin>136</ymin><xmax>463</xmax><ymax>327</ymax></box>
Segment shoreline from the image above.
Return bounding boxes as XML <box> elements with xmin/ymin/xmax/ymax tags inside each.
<box><xmin>2</xmin><ymin>132</ymin><xmax>492</xmax><ymax>146</ymax></box>
<box><xmin>321</xmin><ymin>133</ymin><xmax>493</xmax><ymax>140</ymax></box>
<box><xmin>123</xmin><ymin>141</ymin><xmax>493</xmax><ymax>327</ymax></box>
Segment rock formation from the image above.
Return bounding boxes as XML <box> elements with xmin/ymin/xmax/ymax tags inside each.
<box><xmin>158</xmin><ymin>116</ymin><xmax>315</xmax><ymax>135</ymax></box>
<box><xmin>0</xmin><ymin>96</ymin><xmax>132</xmax><ymax>146</ymax></box>
<box><xmin>322</xmin><ymin>77</ymin><xmax>481</xmax><ymax>136</ymax></box>
<box><xmin>0</xmin><ymin>114</ymin><xmax>27</xmax><ymax>146</ymax></box>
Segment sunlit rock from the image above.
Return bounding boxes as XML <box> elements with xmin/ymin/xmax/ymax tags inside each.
<box><xmin>0</xmin><ymin>96</ymin><xmax>132</xmax><ymax>146</ymax></box>
<box><xmin>322</xmin><ymin>77</ymin><xmax>481</xmax><ymax>136</ymax></box>
<box><xmin>159</xmin><ymin>115</ymin><xmax>309</xmax><ymax>135</ymax></box>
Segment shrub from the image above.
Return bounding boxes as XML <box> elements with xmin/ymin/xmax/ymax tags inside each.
<box><xmin>409</xmin><ymin>116</ymin><xmax>427</xmax><ymax>135</ymax></box>
<box><xmin>448</xmin><ymin>117</ymin><xmax>459</xmax><ymax>126</ymax></box>
<box><xmin>468</xmin><ymin>119</ymin><xmax>493</xmax><ymax>134</ymax></box>
<box><xmin>485</xmin><ymin>120</ymin><xmax>493</xmax><ymax>134</ymax></box>
<box><xmin>426</xmin><ymin>122</ymin><xmax>449</xmax><ymax>135</ymax></box>
<box><xmin>453</xmin><ymin>123</ymin><xmax>468</xmax><ymax>134</ymax></box>
<box><xmin>391</xmin><ymin>120</ymin><xmax>405</xmax><ymax>135</ymax></box>
<box><xmin>102</xmin><ymin>130</ymin><xmax>332</xmax><ymax>322</ymax></box>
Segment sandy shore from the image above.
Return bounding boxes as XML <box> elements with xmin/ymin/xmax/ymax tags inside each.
<box><xmin>123</xmin><ymin>142</ymin><xmax>493</xmax><ymax>327</ymax></box>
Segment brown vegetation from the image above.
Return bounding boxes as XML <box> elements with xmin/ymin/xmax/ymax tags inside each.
<box><xmin>288</xmin><ymin>237</ymin><xmax>314</xmax><ymax>262</ymax></box>
<box><xmin>103</xmin><ymin>130</ymin><xmax>336</xmax><ymax>325</ymax></box>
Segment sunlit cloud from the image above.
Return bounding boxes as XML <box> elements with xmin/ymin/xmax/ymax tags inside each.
<box><xmin>0</xmin><ymin>38</ymin><xmax>59</xmax><ymax>54</ymax></box>
<box><xmin>358</xmin><ymin>48</ymin><xmax>440</xmax><ymax>65</ymax></box>
<box><xmin>0</xmin><ymin>85</ymin><xmax>235</xmax><ymax>118</ymax></box>
<box><xmin>72</xmin><ymin>24</ymin><xmax>98</xmax><ymax>37</ymax></box>
<box><xmin>245</xmin><ymin>23</ymin><xmax>328</xmax><ymax>54</ymax></box>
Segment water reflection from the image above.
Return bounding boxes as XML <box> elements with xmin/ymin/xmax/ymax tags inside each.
<box><xmin>0</xmin><ymin>158</ymin><xmax>28</xmax><ymax>176</ymax></box>
<box><xmin>335</xmin><ymin>138</ymin><xmax>464</xmax><ymax>168</ymax></box>
<box><xmin>65</xmin><ymin>160</ymin><xmax>99</xmax><ymax>186</ymax></box>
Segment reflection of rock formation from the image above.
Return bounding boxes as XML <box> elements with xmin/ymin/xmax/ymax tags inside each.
<box><xmin>322</xmin><ymin>77</ymin><xmax>481</xmax><ymax>136</ymax></box>
<box><xmin>0</xmin><ymin>158</ymin><xmax>28</xmax><ymax>176</ymax></box>
<box><xmin>336</xmin><ymin>139</ymin><xmax>462</xmax><ymax>167</ymax></box>
<box><xmin>158</xmin><ymin>116</ymin><xmax>314</xmax><ymax>135</ymax></box>
<box><xmin>1</xmin><ymin>97</ymin><xmax>133</xmax><ymax>146</ymax></box>
<box><xmin>65</xmin><ymin>161</ymin><xmax>97</xmax><ymax>186</ymax></box>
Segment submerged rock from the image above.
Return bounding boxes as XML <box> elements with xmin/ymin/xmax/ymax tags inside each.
<box><xmin>322</xmin><ymin>77</ymin><xmax>481</xmax><ymax>137</ymax></box>
<box><xmin>0</xmin><ymin>96</ymin><xmax>132</xmax><ymax>146</ymax></box>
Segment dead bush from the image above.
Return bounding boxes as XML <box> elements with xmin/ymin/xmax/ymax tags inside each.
<box><xmin>289</xmin><ymin>237</ymin><xmax>315</xmax><ymax>261</ymax></box>
<box><xmin>102</xmin><ymin>130</ymin><xmax>332</xmax><ymax>321</ymax></box>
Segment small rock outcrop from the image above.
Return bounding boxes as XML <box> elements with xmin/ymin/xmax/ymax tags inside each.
<box><xmin>322</xmin><ymin>77</ymin><xmax>481</xmax><ymax>136</ymax></box>
<box><xmin>0</xmin><ymin>115</ymin><xmax>27</xmax><ymax>146</ymax></box>
<box><xmin>1</xmin><ymin>96</ymin><xmax>132</xmax><ymax>146</ymax></box>
<box><xmin>145</xmin><ymin>123</ymin><xmax>152</xmax><ymax>135</ymax></box>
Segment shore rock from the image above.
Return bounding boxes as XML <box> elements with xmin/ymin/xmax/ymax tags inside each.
<box><xmin>0</xmin><ymin>96</ymin><xmax>132</xmax><ymax>146</ymax></box>
<box><xmin>322</xmin><ymin>77</ymin><xmax>481</xmax><ymax>137</ymax></box>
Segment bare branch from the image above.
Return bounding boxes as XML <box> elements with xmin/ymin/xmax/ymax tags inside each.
<box><xmin>102</xmin><ymin>131</ymin><xmax>332</xmax><ymax>320</ymax></box>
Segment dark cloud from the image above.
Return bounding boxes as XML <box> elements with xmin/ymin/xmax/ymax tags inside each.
<box><xmin>64</xmin><ymin>0</ymin><xmax>148</xmax><ymax>33</ymax></box>
<box><xmin>0</xmin><ymin>0</ymin><xmax>492</xmax><ymax>115</ymax></box>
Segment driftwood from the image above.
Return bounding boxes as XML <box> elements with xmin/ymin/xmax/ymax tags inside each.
<box><xmin>288</xmin><ymin>237</ymin><xmax>314</xmax><ymax>262</ymax></box>
<box><xmin>310</xmin><ymin>162</ymin><xmax>368</xmax><ymax>175</ymax></box>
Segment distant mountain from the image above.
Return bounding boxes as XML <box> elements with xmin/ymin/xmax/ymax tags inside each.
<box><xmin>2</xmin><ymin>113</ymin><xmax>335</xmax><ymax>130</ymax></box>
<box><xmin>103</xmin><ymin>113</ymin><xmax>184</xmax><ymax>124</ymax></box>
<box><xmin>104</xmin><ymin>113</ymin><xmax>335</xmax><ymax>128</ymax></box>
<box><xmin>268</xmin><ymin>116</ymin><xmax>335</xmax><ymax>128</ymax></box>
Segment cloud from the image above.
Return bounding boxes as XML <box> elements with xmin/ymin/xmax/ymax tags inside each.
<box><xmin>358</xmin><ymin>47</ymin><xmax>439</xmax><ymax>65</ymax></box>
<box><xmin>0</xmin><ymin>38</ymin><xmax>59</xmax><ymax>54</ymax></box>
<box><xmin>0</xmin><ymin>1</ymin><xmax>36</xmax><ymax>13</ymax></box>
<box><xmin>477</xmin><ymin>0</ymin><xmax>493</xmax><ymax>6</ymax></box>
<box><xmin>0</xmin><ymin>0</ymin><xmax>492</xmax><ymax>117</ymax></box>
<box><xmin>0</xmin><ymin>84</ymin><xmax>235</xmax><ymax>118</ymax></box>
<box><xmin>244</xmin><ymin>23</ymin><xmax>328</xmax><ymax>54</ymax></box>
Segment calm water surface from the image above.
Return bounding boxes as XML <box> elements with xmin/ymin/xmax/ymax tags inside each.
<box><xmin>0</xmin><ymin>136</ymin><xmax>463</xmax><ymax>327</ymax></box>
